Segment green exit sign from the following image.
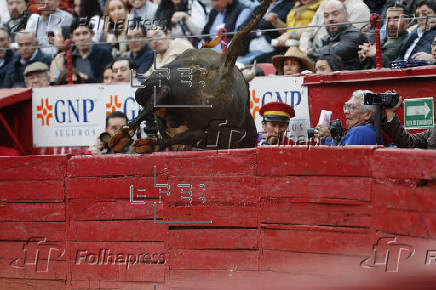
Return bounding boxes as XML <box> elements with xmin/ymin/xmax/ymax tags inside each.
<box><xmin>404</xmin><ymin>97</ymin><xmax>434</xmax><ymax>129</ymax></box>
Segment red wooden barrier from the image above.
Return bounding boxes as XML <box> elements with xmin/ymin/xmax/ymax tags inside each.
<box><xmin>0</xmin><ymin>147</ymin><xmax>436</xmax><ymax>289</ymax></box>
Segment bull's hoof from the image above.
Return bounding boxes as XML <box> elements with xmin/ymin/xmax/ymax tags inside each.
<box><xmin>109</xmin><ymin>126</ymin><xmax>134</xmax><ymax>153</ymax></box>
<box><xmin>132</xmin><ymin>137</ymin><xmax>159</xmax><ymax>154</ymax></box>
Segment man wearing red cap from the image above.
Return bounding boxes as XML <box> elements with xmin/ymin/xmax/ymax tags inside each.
<box><xmin>257</xmin><ymin>101</ymin><xmax>295</xmax><ymax>146</ymax></box>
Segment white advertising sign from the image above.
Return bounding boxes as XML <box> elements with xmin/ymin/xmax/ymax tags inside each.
<box><xmin>32</xmin><ymin>84</ymin><xmax>140</xmax><ymax>147</ymax></box>
<box><xmin>249</xmin><ymin>76</ymin><xmax>310</xmax><ymax>142</ymax></box>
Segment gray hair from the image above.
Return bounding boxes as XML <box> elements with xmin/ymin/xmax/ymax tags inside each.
<box><xmin>15</xmin><ymin>30</ymin><xmax>38</xmax><ymax>44</ymax></box>
<box><xmin>351</xmin><ymin>90</ymin><xmax>377</xmax><ymax>120</ymax></box>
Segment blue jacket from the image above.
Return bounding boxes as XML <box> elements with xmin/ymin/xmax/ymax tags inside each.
<box><xmin>12</xmin><ymin>49</ymin><xmax>52</xmax><ymax>87</ymax></box>
<box><xmin>0</xmin><ymin>50</ymin><xmax>16</xmax><ymax>88</ymax></box>
<box><xmin>397</xmin><ymin>26</ymin><xmax>436</xmax><ymax>60</ymax></box>
<box><xmin>72</xmin><ymin>44</ymin><xmax>113</xmax><ymax>83</ymax></box>
<box><xmin>325</xmin><ymin>124</ymin><xmax>382</xmax><ymax>145</ymax></box>
<box><xmin>129</xmin><ymin>44</ymin><xmax>154</xmax><ymax>75</ymax></box>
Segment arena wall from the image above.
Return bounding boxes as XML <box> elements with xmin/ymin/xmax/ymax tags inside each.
<box><xmin>0</xmin><ymin>147</ymin><xmax>436</xmax><ymax>289</ymax></box>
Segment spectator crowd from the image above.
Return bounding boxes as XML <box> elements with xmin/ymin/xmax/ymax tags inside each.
<box><xmin>1</xmin><ymin>0</ymin><xmax>436</xmax><ymax>89</ymax></box>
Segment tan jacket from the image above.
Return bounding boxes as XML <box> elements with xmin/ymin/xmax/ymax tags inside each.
<box><xmin>146</xmin><ymin>38</ymin><xmax>193</xmax><ymax>76</ymax></box>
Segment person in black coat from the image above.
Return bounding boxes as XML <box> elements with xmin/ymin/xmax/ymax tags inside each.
<box><xmin>307</xmin><ymin>0</ymin><xmax>368</xmax><ymax>70</ymax></box>
<box><xmin>0</xmin><ymin>28</ymin><xmax>16</xmax><ymax>88</ymax></box>
<box><xmin>126</xmin><ymin>26</ymin><xmax>154</xmax><ymax>75</ymax></box>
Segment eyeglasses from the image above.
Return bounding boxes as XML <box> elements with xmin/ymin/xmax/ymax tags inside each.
<box><xmin>343</xmin><ymin>103</ymin><xmax>358</xmax><ymax>112</ymax></box>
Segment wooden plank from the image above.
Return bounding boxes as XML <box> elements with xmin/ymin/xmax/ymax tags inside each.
<box><xmin>373</xmin><ymin>179</ymin><xmax>436</xmax><ymax>212</ymax></box>
<box><xmin>169</xmin><ymin>249</ymin><xmax>258</xmax><ymax>271</ymax></box>
<box><xmin>69</xmin><ymin>221</ymin><xmax>166</xmax><ymax>242</ymax></box>
<box><xmin>166</xmin><ymin>206</ymin><xmax>258</xmax><ymax>227</ymax></box>
<box><xmin>0</xmin><ymin>156</ymin><xmax>67</xmax><ymax>180</ymax></box>
<box><xmin>0</xmin><ymin>180</ymin><xmax>64</xmax><ymax>202</ymax></box>
<box><xmin>67</xmin><ymin>155</ymin><xmax>167</xmax><ymax>177</ymax></box>
<box><xmin>167</xmin><ymin>176</ymin><xmax>257</xmax><ymax>204</ymax></box>
<box><xmin>66</xmin><ymin>176</ymin><xmax>158</xmax><ymax>199</ymax></box>
<box><xmin>372</xmin><ymin>208</ymin><xmax>436</xmax><ymax>238</ymax></box>
<box><xmin>168</xmin><ymin>229</ymin><xmax>258</xmax><ymax>249</ymax></box>
<box><xmin>0</xmin><ymin>279</ymin><xmax>65</xmax><ymax>290</ymax></box>
<box><xmin>261</xmin><ymin>200</ymin><xmax>371</xmax><ymax>227</ymax></box>
<box><xmin>0</xmin><ymin>222</ymin><xmax>65</xmax><ymax>241</ymax></box>
<box><xmin>168</xmin><ymin>269</ymin><xmax>261</xmax><ymax>290</ymax></box>
<box><xmin>69</xmin><ymin>199</ymin><xmax>161</xmax><ymax>221</ymax></box>
<box><xmin>372</xmin><ymin>149</ymin><xmax>436</xmax><ymax>179</ymax></box>
<box><xmin>261</xmin><ymin>250</ymin><xmax>365</xmax><ymax>275</ymax></box>
<box><xmin>0</xmin><ymin>203</ymin><xmax>65</xmax><ymax>222</ymax></box>
<box><xmin>262</xmin><ymin>228</ymin><xmax>370</xmax><ymax>255</ymax></box>
<box><xmin>71</xmin><ymin>280</ymin><xmax>166</xmax><ymax>290</ymax></box>
<box><xmin>166</xmin><ymin>153</ymin><xmax>256</xmax><ymax>177</ymax></box>
<box><xmin>258</xmin><ymin>176</ymin><xmax>372</xmax><ymax>201</ymax></box>
<box><xmin>257</xmin><ymin>146</ymin><xmax>375</xmax><ymax>177</ymax></box>
<box><xmin>69</xmin><ymin>242</ymin><xmax>166</xmax><ymax>282</ymax></box>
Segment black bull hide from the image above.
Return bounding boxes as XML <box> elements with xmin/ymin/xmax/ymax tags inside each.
<box><xmin>110</xmin><ymin>0</ymin><xmax>272</xmax><ymax>153</ymax></box>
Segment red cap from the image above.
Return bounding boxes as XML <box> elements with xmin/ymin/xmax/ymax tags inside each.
<box><xmin>259</xmin><ymin>102</ymin><xmax>295</xmax><ymax>122</ymax></box>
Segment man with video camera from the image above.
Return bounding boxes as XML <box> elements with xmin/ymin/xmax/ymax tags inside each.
<box><xmin>89</xmin><ymin>111</ymin><xmax>132</xmax><ymax>155</ymax></box>
<box><xmin>314</xmin><ymin>90</ymin><xmax>381</xmax><ymax>145</ymax></box>
<box><xmin>382</xmin><ymin>96</ymin><xmax>436</xmax><ymax>149</ymax></box>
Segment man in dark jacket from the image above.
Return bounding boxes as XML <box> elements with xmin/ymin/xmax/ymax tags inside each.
<box><xmin>358</xmin><ymin>4</ymin><xmax>410</xmax><ymax>68</ymax></box>
<box><xmin>308</xmin><ymin>0</ymin><xmax>368</xmax><ymax>70</ymax></box>
<box><xmin>71</xmin><ymin>20</ymin><xmax>113</xmax><ymax>83</ymax></box>
<box><xmin>382</xmin><ymin>96</ymin><xmax>436</xmax><ymax>149</ymax></box>
<box><xmin>397</xmin><ymin>0</ymin><xmax>436</xmax><ymax>61</ymax></box>
<box><xmin>127</xmin><ymin>26</ymin><xmax>154</xmax><ymax>75</ymax></box>
<box><xmin>0</xmin><ymin>28</ymin><xmax>15</xmax><ymax>88</ymax></box>
<box><xmin>12</xmin><ymin>30</ymin><xmax>52</xmax><ymax>87</ymax></box>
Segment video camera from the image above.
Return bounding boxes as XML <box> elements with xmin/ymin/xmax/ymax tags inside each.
<box><xmin>307</xmin><ymin>119</ymin><xmax>343</xmax><ymax>139</ymax></box>
<box><xmin>363</xmin><ymin>92</ymin><xmax>399</xmax><ymax>107</ymax></box>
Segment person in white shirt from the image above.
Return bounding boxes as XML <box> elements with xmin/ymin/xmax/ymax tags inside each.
<box><xmin>25</xmin><ymin>0</ymin><xmax>73</xmax><ymax>55</ymax></box>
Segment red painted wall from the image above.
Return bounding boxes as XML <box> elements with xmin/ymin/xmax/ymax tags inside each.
<box><xmin>0</xmin><ymin>147</ymin><xmax>436</xmax><ymax>289</ymax></box>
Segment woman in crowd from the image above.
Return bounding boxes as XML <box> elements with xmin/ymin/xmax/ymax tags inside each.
<box><xmin>73</xmin><ymin>0</ymin><xmax>104</xmax><ymax>43</ymax></box>
<box><xmin>271</xmin><ymin>0</ymin><xmax>324</xmax><ymax>47</ymax></box>
<box><xmin>255</xmin><ymin>0</ymin><xmax>323</xmax><ymax>63</ymax></box>
<box><xmin>103</xmin><ymin>65</ymin><xmax>113</xmax><ymax>83</ymax></box>
<box><xmin>271</xmin><ymin>46</ymin><xmax>314</xmax><ymax>75</ymax></box>
<box><xmin>154</xmin><ymin>0</ymin><xmax>207</xmax><ymax>46</ymax></box>
<box><xmin>104</xmin><ymin>0</ymin><xmax>129</xmax><ymax>57</ymax></box>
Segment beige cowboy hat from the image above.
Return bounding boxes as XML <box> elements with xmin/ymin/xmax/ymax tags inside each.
<box><xmin>272</xmin><ymin>46</ymin><xmax>314</xmax><ymax>73</ymax></box>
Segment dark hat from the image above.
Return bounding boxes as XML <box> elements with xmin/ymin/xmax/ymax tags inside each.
<box><xmin>24</xmin><ymin>61</ymin><xmax>49</xmax><ymax>76</ymax></box>
<box><xmin>259</xmin><ymin>101</ymin><xmax>295</xmax><ymax>122</ymax></box>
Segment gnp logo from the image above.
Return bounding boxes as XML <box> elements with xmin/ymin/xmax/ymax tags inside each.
<box><xmin>36</xmin><ymin>98</ymin><xmax>53</xmax><ymax>126</ymax></box>
<box><xmin>360</xmin><ymin>236</ymin><xmax>415</xmax><ymax>272</ymax></box>
<box><xmin>10</xmin><ymin>237</ymin><xmax>65</xmax><ymax>272</ymax></box>
<box><xmin>250</xmin><ymin>89</ymin><xmax>302</xmax><ymax>119</ymax></box>
<box><xmin>36</xmin><ymin>97</ymin><xmax>95</xmax><ymax>126</ymax></box>
<box><xmin>106</xmin><ymin>94</ymin><xmax>140</xmax><ymax>120</ymax></box>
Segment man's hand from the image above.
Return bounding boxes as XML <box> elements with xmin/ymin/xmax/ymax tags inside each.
<box><xmin>89</xmin><ymin>137</ymin><xmax>104</xmax><ymax>155</ymax></box>
<box><xmin>384</xmin><ymin>95</ymin><xmax>402</xmax><ymax>122</ymax></box>
<box><xmin>171</xmin><ymin>12</ymin><xmax>188</xmax><ymax>24</ymax></box>
<box><xmin>411</xmin><ymin>52</ymin><xmax>433</xmax><ymax>61</ymax></box>
<box><xmin>313</xmin><ymin>125</ymin><xmax>331</xmax><ymax>140</ymax></box>
<box><xmin>265</xmin><ymin>13</ymin><xmax>278</xmax><ymax>24</ymax></box>
<box><xmin>358</xmin><ymin>43</ymin><xmax>375</xmax><ymax>62</ymax></box>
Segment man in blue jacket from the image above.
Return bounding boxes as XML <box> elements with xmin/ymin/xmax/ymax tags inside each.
<box><xmin>315</xmin><ymin>90</ymin><xmax>382</xmax><ymax>145</ymax></box>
